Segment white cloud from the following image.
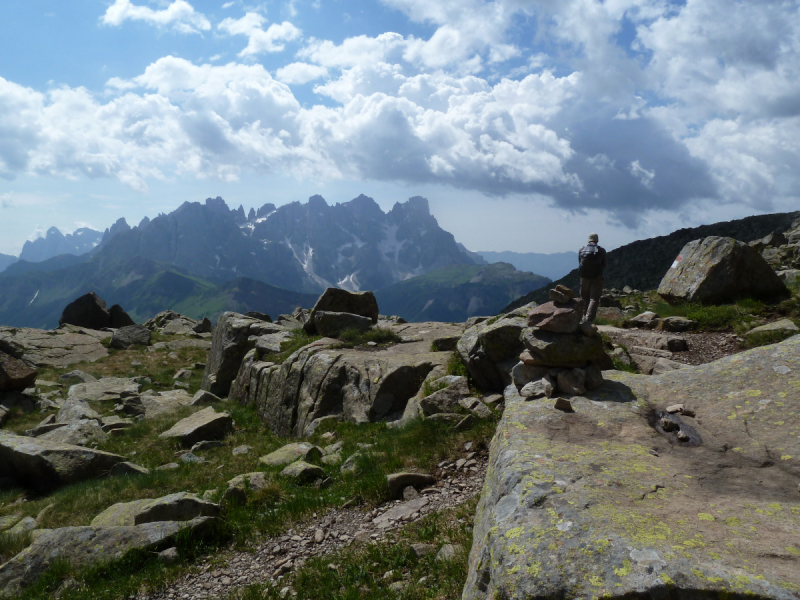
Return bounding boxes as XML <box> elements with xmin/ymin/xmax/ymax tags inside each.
<box><xmin>218</xmin><ymin>12</ymin><xmax>302</xmax><ymax>56</ymax></box>
<box><xmin>101</xmin><ymin>0</ymin><xmax>211</xmax><ymax>34</ymax></box>
<box><xmin>628</xmin><ymin>160</ymin><xmax>655</xmax><ymax>188</ymax></box>
<box><xmin>275</xmin><ymin>62</ymin><xmax>329</xmax><ymax>85</ymax></box>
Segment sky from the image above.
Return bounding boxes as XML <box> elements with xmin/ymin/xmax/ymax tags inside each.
<box><xmin>1</xmin><ymin>0</ymin><xmax>799</xmax><ymax>257</ymax></box>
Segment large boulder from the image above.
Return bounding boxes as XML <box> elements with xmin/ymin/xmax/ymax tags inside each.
<box><xmin>304</xmin><ymin>288</ymin><xmax>379</xmax><ymax>333</ymax></box>
<box><xmin>59</xmin><ymin>292</ymin><xmax>112</xmax><ymax>329</ymax></box>
<box><xmin>463</xmin><ymin>334</ymin><xmax>800</xmax><ymax>600</ymax></box>
<box><xmin>658</xmin><ymin>236</ymin><xmax>788</xmax><ymax>304</ymax></box>
<box><xmin>109</xmin><ymin>325</ymin><xmax>151</xmax><ymax>349</ymax></box>
<box><xmin>109</xmin><ymin>304</ymin><xmax>135</xmax><ymax>328</ymax></box>
<box><xmin>0</xmin><ymin>351</ymin><xmax>37</xmax><ymax>392</ymax></box>
<box><xmin>419</xmin><ymin>376</ymin><xmax>470</xmax><ymax>416</ymax></box>
<box><xmin>457</xmin><ymin>307</ymin><xmax>531</xmax><ymax>391</ymax></box>
<box><xmin>313</xmin><ymin>311</ymin><xmax>373</xmax><ymax>337</ymax></box>
<box><xmin>235</xmin><ymin>322</ymin><xmax>462</xmax><ymax>436</ymax></box>
<box><xmin>159</xmin><ymin>407</ymin><xmax>233</xmax><ymax>447</ymax></box>
<box><xmin>90</xmin><ymin>492</ymin><xmax>219</xmax><ymax>527</ymax></box>
<box><xmin>202</xmin><ymin>312</ymin><xmax>284</xmax><ymax>397</ymax></box>
<box><xmin>0</xmin><ymin>518</ymin><xmax>214</xmax><ymax>597</ymax></box>
<box><xmin>0</xmin><ymin>432</ymin><xmax>124</xmax><ymax>492</ymax></box>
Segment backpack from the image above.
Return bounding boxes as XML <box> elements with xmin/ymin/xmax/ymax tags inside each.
<box><xmin>579</xmin><ymin>244</ymin><xmax>603</xmax><ymax>279</ymax></box>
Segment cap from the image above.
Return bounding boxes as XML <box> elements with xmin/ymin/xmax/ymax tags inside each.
<box><xmin>588</xmin><ymin>233</ymin><xmax>599</xmax><ymax>242</ymax></box>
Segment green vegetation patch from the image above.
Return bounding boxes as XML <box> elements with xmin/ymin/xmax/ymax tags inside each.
<box><xmin>333</xmin><ymin>327</ymin><xmax>403</xmax><ymax>349</ymax></box>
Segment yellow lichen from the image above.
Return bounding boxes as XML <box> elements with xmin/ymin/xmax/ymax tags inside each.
<box><xmin>660</xmin><ymin>573</ymin><xmax>675</xmax><ymax>585</ymax></box>
<box><xmin>698</xmin><ymin>513</ymin><xmax>715</xmax><ymax>521</ymax></box>
<box><xmin>613</xmin><ymin>560</ymin><xmax>632</xmax><ymax>577</ymax></box>
<box><xmin>589</xmin><ymin>575</ymin><xmax>604</xmax><ymax>587</ymax></box>
<box><xmin>505</xmin><ymin>527</ymin><xmax>524</xmax><ymax>539</ymax></box>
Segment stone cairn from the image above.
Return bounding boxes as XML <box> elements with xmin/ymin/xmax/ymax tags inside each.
<box><xmin>511</xmin><ymin>284</ymin><xmax>607</xmax><ymax>404</ymax></box>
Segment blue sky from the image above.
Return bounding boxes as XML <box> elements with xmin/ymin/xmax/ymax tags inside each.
<box><xmin>1</xmin><ymin>0</ymin><xmax>799</xmax><ymax>257</ymax></box>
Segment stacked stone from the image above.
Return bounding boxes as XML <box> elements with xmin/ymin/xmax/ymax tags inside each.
<box><xmin>511</xmin><ymin>285</ymin><xmax>608</xmax><ymax>399</ymax></box>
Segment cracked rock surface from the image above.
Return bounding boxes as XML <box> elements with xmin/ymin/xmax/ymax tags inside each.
<box><xmin>463</xmin><ymin>334</ymin><xmax>800</xmax><ymax>600</ymax></box>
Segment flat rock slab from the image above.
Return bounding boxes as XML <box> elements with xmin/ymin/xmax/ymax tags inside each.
<box><xmin>68</xmin><ymin>378</ymin><xmax>142</xmax><ymax>402</ymax></box>
<box><xmin>372</xmin><ymin>497</ymin><xmax>430</xmax><ymax>529</ymax></box>
<box><xmin>91</xmin><ymin>492</ymin><xmax>219</xmax><ymax>527</ymax></box>
<box><xmin>159</xmin><ymin>407</ymin><xmax>233</xmax><ymax>447</ymax></box>
<box><xmin>463</xmin><ymin>335</ymin><xmax>800</xmax><ymax>600</ymax></box>
<box><xmin>0</xmin><ymin>432</ymin><xmax>123</xmax><ymax>492</ymax></box>
<box><xmin>259</xmin><ymin>442</ymin><xmax>323</xmax><ymax>467</ymax></box>
<box><xmin>151</xmin><ymin>339</ymin><xmax>212</xmax><ymax>351</ymax></box>
<box><xmin>141</xmin><ymin>389</ymin><xmax>194</xmax><ymax>419</ymax></box>
<box><xmin>0</xmin><ymin>517</ymin><xmax>214</xmax><ymax>597</ymax></box>
<box><xmin>0</xmin><ymin>326</ymin><xmax>109</xmax><ymax>368</ymax></box>
<box><xmin>280</xmin><ymin>460</ymin><xmax>324</xmax><ymax>482</ymax></box>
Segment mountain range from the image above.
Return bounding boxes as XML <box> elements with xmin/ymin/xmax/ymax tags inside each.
<box><xmin>0</xmin><ymin>195</ymin><xmax>552</xmax><ymax>327</ymax></box>
<box><xmin>476</xmin><ymin>251</ymin><xmax>577</xmax><ymax>281</ymax></box>
<box><xmin>504</xmin><ymin>210</ymin><xmax>800</xmax><ymax>311</ymax></box>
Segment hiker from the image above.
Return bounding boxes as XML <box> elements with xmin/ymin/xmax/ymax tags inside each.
<box><xmin>578</xmin><ymin>233</ymin><xmax>606</xmax><ymax>323</ymax></box>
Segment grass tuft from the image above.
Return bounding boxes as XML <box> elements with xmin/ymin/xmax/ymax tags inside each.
<box><xmin>334</xmin><ymin>327</ymin><xmax>402</xmax><ymax>348</ymax></box>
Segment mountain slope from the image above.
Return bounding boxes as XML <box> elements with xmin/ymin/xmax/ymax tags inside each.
<box><xmin>375</xmin><ymin>262</ymin><xmax>550</xmax><ymax>323</ymax></box>
<box><xmin>0</xmin><ymin>255</ymin><xmax>317</xmax><ymax>329</ymax></box>
<box><xmin>0</xmin><ymin>254</ymin><xmax>17</xmax><ymax>273</ymax></box>
<box><xmin>504</xmin><ymin>210</ymin><xmax>800</xmax><ymax>312</ymax></box>
<box><xmin>478</xmin><ymin>250</ymin><xmax>577</xmax><ymax>281</ymax></box>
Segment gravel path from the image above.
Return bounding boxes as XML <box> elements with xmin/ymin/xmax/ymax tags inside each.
<box><xmin>141</xmin><ymin>450</ymin><xmax>488</xmax><ymax>600</ymax></box>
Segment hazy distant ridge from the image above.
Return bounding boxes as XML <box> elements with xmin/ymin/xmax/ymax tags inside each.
<box><xmin>478</xmin><ymin>251</ymin><xmax>577</xmax><ymax>281</ymax></box>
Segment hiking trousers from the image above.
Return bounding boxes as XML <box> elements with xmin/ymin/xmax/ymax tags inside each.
<box><xmin>580</xmin><ymin>276</ymin><xmax>604</xmax><ymax>323</ymax></box>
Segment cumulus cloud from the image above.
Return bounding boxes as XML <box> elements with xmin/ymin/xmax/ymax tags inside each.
<box><xmin>3</xmin><ymin>0</ymin><xmax>799</xmax><ymax>227</ymax></box>
<box><xmin>218</xmin><ymin>12</ymin><xmax>301</xmax><ymax>56</ymax></box>
<box><xmin>101</xmin><ymin>0</ymin><xmax>211</xmax><ymax>34</ymax></box>
<box><xmin>275</xmin><ymin>62</ymin><xmax>329</xmax><ymax>85</ymax></box>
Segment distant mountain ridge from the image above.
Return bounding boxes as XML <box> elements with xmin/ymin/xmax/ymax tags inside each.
<box><xmin>504</xmin><ymin>210</ymin><xmax>800</xmax><ymax>312</ymax></box>
<box><xmin>375</xmin><ymin>262</ymin><xmax>550</xmax><ymax>323</ymax></box>
<box><xmin>19</xmin><ymin>227</ymin><xmax>103</xmax><ymax>263</ymax></box>
<box><xmin>478</xmin><ymin>250</ymin><xmax>577</xmax><ymax>281</ymax></box>
<box><xmin>97</xmin><ymin>194</ymin><xmax>478</xmax><ymax>294</ymax></box>
<box><xmin>0</xmin><ymin>194</ymin><xmax>519</xmax><ymax>327</ymax></box>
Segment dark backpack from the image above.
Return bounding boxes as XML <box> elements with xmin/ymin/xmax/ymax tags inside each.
<box><xmin>579</xmin><ymin>244</ymin><xmax>603</xmax><ymax>279</ymax></box>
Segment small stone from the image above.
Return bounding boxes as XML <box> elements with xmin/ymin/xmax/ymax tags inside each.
<box><xmin>549</xmin><ymin>289</ymin><xmax>570</xmax><ymax>303</ymax></box>
<box><xmin>389</xmin><ymin>581</ymin><xmax>406</xmax><ymax>592</ymax></box>
<box><xmin>554</xmin><ymin>284</ymin><xmax>575</xmax><ymax>300</ymax></box>
<box><xmin>314</xmin><ymin>528</ymin><xmax>325</xmax><ymax>543</ymax></box>
<box><xmin>191</xmin><ymin>440</ymin><xmax>223</xmax><ymax>452</ymax></box>
<box><xmin>232</xmin><ymin>445</ymin><xmax>251</xmax><ymax>456</ymax></box>
<box><xmin>411</xmin><ymin>543</ymin><xmax>435</xmax><ymax>558</ymax></box>
<box><xmin>676</xmin><ymin>430</ymin><xmax>690</xmax><ymax>442</ymax></box>
<box><xmin>455</xmin><ymin>414</ymin><xmax>477</xmax><ymax>431</ymax></box>
<box><xmin>158</xmin><ymin>547</ymin><xmax>179</xmax><ymax>565</ymax></box>
<box><xmin>436</xmin><ymin>544</ymin><xmax>456</xmax><ymax>561</ymax></box>
<box><xmin>580</xmin><ymin>321</ymin><xmax>598</xmax><ymax>337</ymax></box>
<box><xmin>402</xmin><ymin>486</ymin><xmax>420</xmax><ymax>500</ymax></box>
<box><xmin>464</xmin><ymin>441</ymin><xmax>473</xmax><ymax>451</ymax></box>
<box><xmin>554</xmin><ymin>398</ymin><xmax>573</xmax><ymax>412</ymax></box>
<box><xmin>181</xmin><ymin>452</ymin><xmax>204</xmax><ymax>464</ymax></box>
<box><xmin>155</xmin><ymin>462</ymin><xmax>180</xmax><ymax>471</ymax></box>
<box><xmin>666</xmin><ymin>404</ymin><xmax>684</xmax><ymax>414</ymax></box>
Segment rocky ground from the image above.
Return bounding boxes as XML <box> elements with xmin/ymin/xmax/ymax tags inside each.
<box><xmin>142</xmin><ymin>453</ymin><xmax>487</xmax><ymax>600</ymax></box>
<box><xmin>0</xmin><ymin>281</ymin><xmax>798</xmax><ymax>600</ymax></box>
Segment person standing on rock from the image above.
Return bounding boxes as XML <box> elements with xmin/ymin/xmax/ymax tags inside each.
<box><xmin>578</xmin><ymin>233</ymin><xmax>606</xmax><ymax>323</ymax></box>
